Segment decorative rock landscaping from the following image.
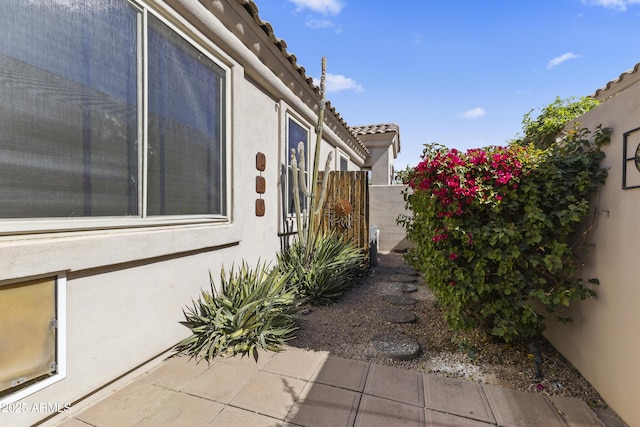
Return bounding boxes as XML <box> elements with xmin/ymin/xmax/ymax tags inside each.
<box><xmin>369</xmin><ymin>269</ymin><xmax>424</xmax><ymax>361</ymax></box>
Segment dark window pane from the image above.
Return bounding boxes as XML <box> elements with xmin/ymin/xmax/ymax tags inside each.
<box><xmin>340</xmin><ymin>156</ymin><xmax>349</xmax><ymax>171</ymax></box>
<box><xmin>0</xmin><ymin>0</ymin><xmax>139</xmax><ymax>218</ymax></box>
<box><xmin>147</xmin><ymin>15</ymin><xmax>226</xmax><ymax>216</ymax></box>
<box><xmin>287</xmin><ymin>119</ymin><xmax>308</xmax><ymax>214</ymax></box>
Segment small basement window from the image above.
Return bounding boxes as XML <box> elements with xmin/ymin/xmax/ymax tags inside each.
<box><xmin>0</xmin><ymin>274</ymin><xmax>66</xmax><ymax>403</ymax></box>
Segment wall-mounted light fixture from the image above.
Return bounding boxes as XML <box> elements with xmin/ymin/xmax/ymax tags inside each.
<box><xmin>622</xmin><ymin>127</ymin><xmax>640</xmax><ymax>189</ymax></box>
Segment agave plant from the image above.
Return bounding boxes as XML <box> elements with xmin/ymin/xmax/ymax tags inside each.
<box><xmin>173</xmin><ymin>261</ymin><xmax>299</xmax><ymax>363</ymax></box>
<box><xmin>278</xmin><ymin>231</ymin><xmax>367</xmax><ymax>305</ymax></box>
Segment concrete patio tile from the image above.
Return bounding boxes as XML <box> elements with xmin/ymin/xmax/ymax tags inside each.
<box><xmin>136</xmin><ymin>392</ymin><xmax>224</xmax><ymax>426</ymax></box>
<box><xmin>483</xmin><ymin>384</ymin><xmax>564</xmax><ymax>427</ymax></box>
<box><xmin>263</xmin><ymin>347</ymin><xmax>329</xmax><ymax>380</ymax></box>
<box><xmin>423</xmin><ymin>374</ymin><xmax>495</xmax><ymax>424</ymax></box>
<box><xmin>229</xmin><ymin>371</ymin><xmax>307</xmax><ymax>419</ymax></box>
<box><xmin>550</xmin><ymin>396</ymin><xmax>605</xmax><ymax>427</ymax></box>
<box><xmin>285</xmin><ymin>382</ymin><xmax>362</xmax><ymax>426</ymax></box>
<box><xmin>52</xmin><ymin>417</ymin><xmax>93</xmax><ymax>427</ymax></box>
<box><xmin>212</xmin><ymin>406</ymin><xmax>282</xmax><ymax>427</ymax></box>
<box><xmin>75</xmin><ymin>381</ymin><xmax>175</xmax><ymax>427</ymax></box>
<box><xmin>218</xmin><ymin>348</ymin><xmax>276</xmax><ymax>369</ymax></box>
<box><xmin>355</xmin><ymin>394</ymin><xmax>426</xmax><ymax>427</ymax></box>
<box><xmin>364</xmin><ymin>363</ymin><xmax>424</xmax><ymax>407</ymax></box>
<box><xmin>181</xmin><ymin>359</ymin><xmax>259</xmax><ymax>404</ymax></box>
<box><xmin>311</xmin><ymin>355</ymin><xmax>370</xmax><ymax>391</ymax></box>
<box><xmin>425</xmin><ymin>409</ymin><xmax>493</xmax><ymax>427</ymax></box>
<box><xmin>139</xmin><ymin>355</ymin><xmax>210</xmax><ymax>391</ymax></box>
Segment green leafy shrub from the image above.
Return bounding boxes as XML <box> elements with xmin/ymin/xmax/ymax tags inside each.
<box><xmin>398</xmin><ymin>124</ymin><xmax>610</xmax><ymax>342</ymax></box>
<box><xmin>514</xmin><ymin>96</ymin><xmax>599</xmax><ymax>149</ymax></box>
<box><xmin>278</xmin><ymin>232</ymin><xmax>367</xmax><ymax>304</ymax></box>
<box><xmin>174</xmin><ymin>261</ymin><xmax>299</xmax><ymax>363</ymax></box>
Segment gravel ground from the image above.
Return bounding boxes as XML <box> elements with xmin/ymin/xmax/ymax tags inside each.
<box><xmin>289</xmin><ymin>251</ymin><xmax>607</xmax><ymax>409</ymax></box>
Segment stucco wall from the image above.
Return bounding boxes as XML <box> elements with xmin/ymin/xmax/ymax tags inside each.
<box><xmin>369</xmin><ymin>147</ymin><xmax>391</xmax><ymax>185</ymax></box>
<box><xmin>543</xmin><ymin>81</ymin><xmax>640</xmax><ymax>426</ymax></box>
<box><xmin>369</xmin><ymin>185</ymin><xmax>413</xmax><ymax>253</ymax></box>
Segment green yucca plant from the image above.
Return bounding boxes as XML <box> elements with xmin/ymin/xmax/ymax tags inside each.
<box><xmin>173</xmin><ymin>261</ymin><xmax>299</xmax><ymax>363</ymax></box>
<box><xmin>278</xmin><ymin>232</ymin><xmax>367</xmax><ymax>305</ymax></box>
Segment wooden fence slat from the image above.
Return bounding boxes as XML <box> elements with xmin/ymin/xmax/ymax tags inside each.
<box><xmin>316</xmin><ymin>171</ymin><xmax>370</xmax><ymax>260</ymax></box>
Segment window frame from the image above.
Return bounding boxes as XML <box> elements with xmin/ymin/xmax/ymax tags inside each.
<box><xmin>0</xmin><ymin>1</ymin><xmax>232</xmax><ymax>236</ymax></box>
<box><xmin>285</xmin><ymin>113</ymin><xmax>311</xmax><ymax>218</ymax></box>
<box><xmin>337</xmin><ymin>149</ymin><xmax>350</xmax><ymax>171</ymax></box>
<box><xmin>0</xmin><ymin>273</ymin><xmax>67</xmax><ymax>405</ymax></box>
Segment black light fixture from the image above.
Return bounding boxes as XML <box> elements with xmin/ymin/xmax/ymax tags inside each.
<box><xmin>622</xmin><ymin>127</ymin><xmax>640</xmax><ymax>189</ymax></box>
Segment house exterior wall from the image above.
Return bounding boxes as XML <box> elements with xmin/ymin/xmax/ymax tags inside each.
<box><xmin>369</xmin><ymin>185</ymin><xmax>413</xmax><ymax>253</ymax></box>
<box><xmin>543</xmin><ymin>80</ymin><xmax>640</xmax><ymax>427</ymax></box>
<box><xmin>361</xmin><ymin>131</ymin><xmax>399</xmax><ymax>185</ymax></box>
<box><xmin>0</xmin><ymin>1</ymin><xmax>368</xmax><ymax>425</ymax></box>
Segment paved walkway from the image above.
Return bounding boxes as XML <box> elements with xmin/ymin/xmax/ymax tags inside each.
<box><xmin>51</xmin><ymin>346</ymin><xmax>609</xmax><ymax>427</ymax></box>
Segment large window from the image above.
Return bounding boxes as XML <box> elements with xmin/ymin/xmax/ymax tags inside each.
<box><xmin>287</xmin><ymin>117</ymin><xmax>309</xmax><ymax>215</ymax></box>
<box><xmin>147</xmin><ymin>15</ymin><xmax>226</xmax><ymax>216</ymax></box>
<box><xmin>0</xmin><ymin>0</ymin><xmax>227</xmax><ymax>226</ymax></box>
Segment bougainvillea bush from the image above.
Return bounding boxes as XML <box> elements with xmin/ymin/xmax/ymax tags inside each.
<box><xmin>398</xmin><ymin>125</ymin><xmax>610</xmax><ymax>342</ymax></box>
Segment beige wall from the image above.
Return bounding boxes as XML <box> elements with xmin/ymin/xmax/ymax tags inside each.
<box><xmin>544</xmin><ymin>81</ymin><xmax>640</xmax><ymax>426</ymax></box>
<box><xmin>369</xmin><ymin>185</ymin><xmax>413</xmax><ymax>253</ymax></box>
<box><xmin>0</xmin><ymin>1</ymin><xmax>368</xmax><ymax>425</ymax></box>
<box><xmin>362</xmin><ymin>132</ymin><xmax>398</xmax><ymax>185</ymax></box>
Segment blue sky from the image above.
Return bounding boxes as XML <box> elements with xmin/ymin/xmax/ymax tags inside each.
<box><xmin>251</xmin><ymin>0</ymin><xmax>640</xmax><ymax>170</ymax></box>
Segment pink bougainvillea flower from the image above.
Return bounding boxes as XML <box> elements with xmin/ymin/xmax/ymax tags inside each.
<box><xmin>449</xmin><ymin>253</ymin><xmax>458</xmax><ymax>260</ymax></box>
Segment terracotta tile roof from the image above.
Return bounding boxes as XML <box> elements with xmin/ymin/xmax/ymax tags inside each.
<box><xmin>592</xmin><ymin>62</ymin><xmax>640</xmax><ymax>101</ymax></box>
<box><xmin>351</xmin><ymin>123</ymin><xmax>401</xmax><ymax>156</ymax></box>
<box><xmin>351</xmin><ymin>123</ymin><xmax>400</xmax><ymax>136</ymax></box>
<box><xmin>236</xmin><ymin>0</ymin><xmax>369</xmax><ymax>156</ymax></box>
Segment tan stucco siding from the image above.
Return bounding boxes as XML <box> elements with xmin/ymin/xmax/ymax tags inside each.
<box><xmin>544</xmin><ymin>81</ymin><xmax>640</xmax><ymax>427</ymax></box>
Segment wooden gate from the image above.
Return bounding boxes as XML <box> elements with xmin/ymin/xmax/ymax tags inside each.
<box><xmin>316</xmin><ymin>171</ymin><xmax>370</xmax><ymax>259</ymax></box>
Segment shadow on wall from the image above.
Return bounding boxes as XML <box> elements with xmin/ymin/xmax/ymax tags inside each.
<box><xmin>390</xmin><ymin>238</ymin><xmax>413</xmax><ymax>254</ymax></box>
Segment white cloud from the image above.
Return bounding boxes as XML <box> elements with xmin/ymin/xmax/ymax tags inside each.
<box><xmin>581</xmin><ymin>0</ymin><xmax>640</xmax><ymax>11</ymax></box>
<box><xmin>460</xmin><ymin>107</ymin><xmax>486</xmax><ymax>119</ymax></box>
<box><xmin>288</xmin><ymin>0</ymin><xmax>344</xmax><ymax>15</ymax></box>
<box><xmin>313</xmin><ymin>73</ymin><xmax>364</xmax><ymax>93</ymax></box>
<box><xmin>547</xmin><ymin>52</ymin><xmax>580</xmax><ymax>69</ymax></box>
<box><xmin>305</xmin><ymin>18</ymin><xmax>334</xmax><ymax>29</ymax></box>
<box><xmin>305</xmin><ymin>17</ymin><xmax>342</xmax><ymax>32</ymax></box>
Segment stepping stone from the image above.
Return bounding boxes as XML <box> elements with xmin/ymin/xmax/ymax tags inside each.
<box><xmin>395</xmin><ymin>283</ymin><xmax>418</xmax><ymax>293</ymax></box>
<box><xmin>385</xmin><ymin>282</ymin><xmax>418</xmax><ymax>293</ymax></box>
<box><xmin>395</xmin><ymin>267</ymin><xmax>420</xmax><ymax>276</ymax></box>
<box><xmin>379</xmin><ymin>307</ymin><xmax>417</xmax><ymax>324</ymax></box>
<box><xmin>371</xmin><ymin>333</ymin><xmax>421</xmax><ymax>361</ymax></box>
<box><xmin>388</xmin><ymin>274</ymin><xmax>418</xmax><ymax>283</ymax></box>
<box><xmin>383</xmin><ymin>294</ymin><xmax>418</xmax><ymax>306</ymax></box>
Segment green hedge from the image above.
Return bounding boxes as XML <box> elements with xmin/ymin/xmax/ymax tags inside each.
<box><xmin>398</xmin><ymin>124</ymin><xmax>610</xmax><ymax>342</ymax></box>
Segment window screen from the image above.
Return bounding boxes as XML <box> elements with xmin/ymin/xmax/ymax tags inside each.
<box><xmin>0</xmin><ymin>0</ymin><xmax>139</xmax><ymax>218</ymax></box>
<box><xmin>287</xmin><ymin>118</ymin><xmax>309</xmax><ymax>215</ymax></box>
<box><xmin>340</xmin><ymin>156</ymin><xmax>349</xmax><ymax>171</ymax></box>
<box><xmin>0</xmin><ymin>1</ymin><xmax>228</xmax><ymax>223</ymax></box>
<box><xmin>147</xmin><ymin>16</ymin><xmax>226</xmax><ymax>216</ymax></box>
